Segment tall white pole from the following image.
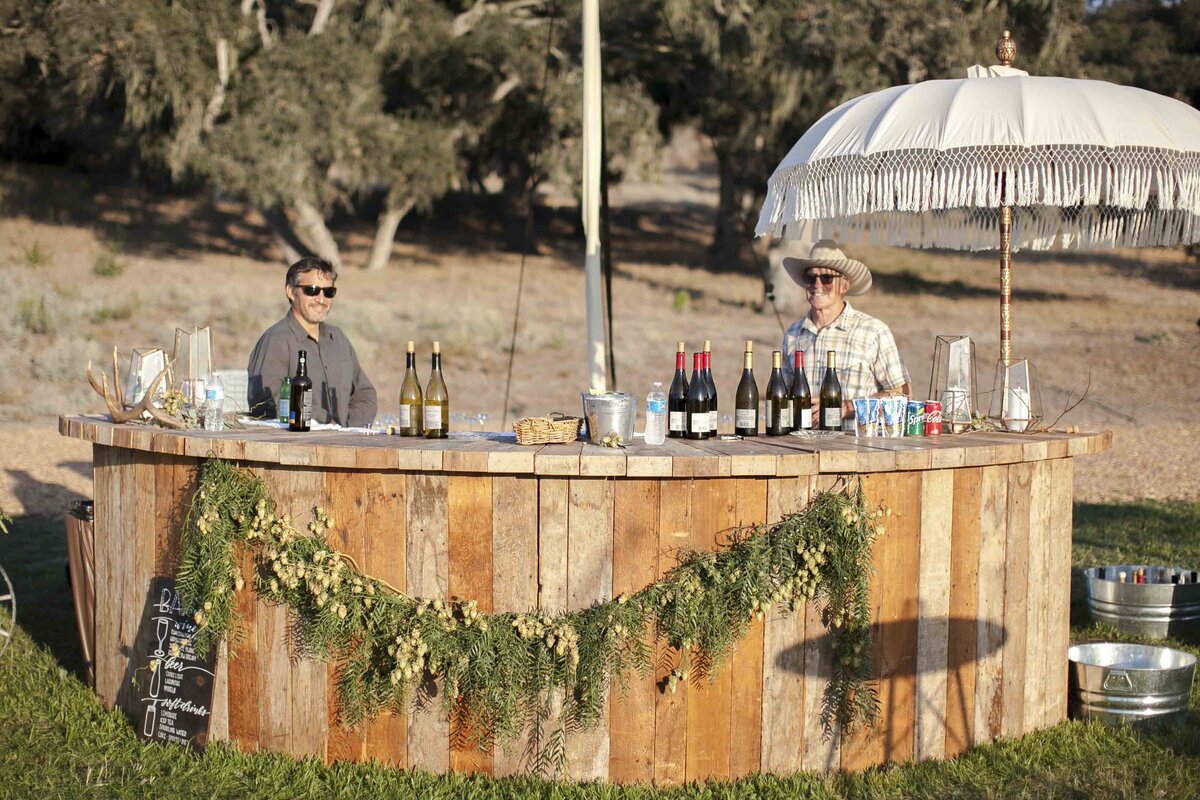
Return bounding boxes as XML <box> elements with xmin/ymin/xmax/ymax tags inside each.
<box><xmin>582</xmin><ymin>0</ymin><xmax>607</xmax><ymax>390</ymax></box>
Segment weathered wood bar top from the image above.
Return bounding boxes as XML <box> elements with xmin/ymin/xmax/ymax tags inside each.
<box><xmin>60</xmin><ymin>414</ymin><xmax>1109</xmax><ymax>784</ymax></box>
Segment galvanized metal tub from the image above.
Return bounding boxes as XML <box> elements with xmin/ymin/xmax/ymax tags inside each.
<box><xmin>580</xmin><ymin>392</ymin><xmax>637</xmax><ymax>446</ymax></box>
<box><xmin>1068</xmin><ymin>642</ymin><xmax>1195</xmax><ymax>727</ymax></box>
<box><xmin>1084</xmin><ymin>565</ymin><xmax>1200</xmax><ymax>638</ymax></box>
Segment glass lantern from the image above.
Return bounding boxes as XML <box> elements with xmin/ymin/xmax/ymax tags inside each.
<box><xmin>173</xmin><ymin>326</ymin><xmax>213</xmax><ymax>387</ymax></box>
<box><xmin>123</xmin><ymin>348</ymin><xmax>168</xmax><ymax>407</ymax></box>
<box><xmin>928</xmin><ymin>335</ymin><xmax>977</xmax><ymax>433</ymax></box>
<box><xmin>988</xmin><ymin>359</ymin><xmax>1043</xmax><ymax>432</ymax></box>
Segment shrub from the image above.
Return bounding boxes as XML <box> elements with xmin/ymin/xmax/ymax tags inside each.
<box><xmin>93</xmin><ymin>247</ymin><xmax>123</xmax><ymax>277</ymax></box>
<box><xmin>18</xmin><ymin>296</ymin><xmax>53</xmax><ymax>335</ymax></box>
<box><xmin>24</xmin><ymin>243</ymin><xmax>44</xmax><ymax>269</ymax></box>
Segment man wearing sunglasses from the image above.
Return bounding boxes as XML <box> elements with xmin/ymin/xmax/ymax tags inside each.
<box><xmin>247</xmin><ymin>257</ymin><xmax>378</xmax><ymax>428</ymax></box>
<box><xmin>780</xmin><ymin>240</ymin><xmax>910</xmax><ymax>426</ymax></box>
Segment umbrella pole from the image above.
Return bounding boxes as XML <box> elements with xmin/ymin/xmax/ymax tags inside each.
<box><xmin>999</xmin><ymin>201</ymin><xmax>1012</xmax><ymax>368</ymax></box>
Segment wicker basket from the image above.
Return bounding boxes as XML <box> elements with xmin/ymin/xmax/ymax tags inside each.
<box><xmin>513</xmin><ymin>413</ymin><xmax>581</xmax><ymax>445</ymax></box>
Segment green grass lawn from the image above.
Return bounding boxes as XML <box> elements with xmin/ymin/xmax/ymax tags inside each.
<box><xmin>0</xmin><ymin>504</ymin><xmax>1198</xmax><ymax>799</ymax></box>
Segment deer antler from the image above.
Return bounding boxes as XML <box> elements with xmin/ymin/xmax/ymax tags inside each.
<box><xmin>87</xmin><ymin>348</ymin><xmax>189</xmax><ymax>430</ymax></box>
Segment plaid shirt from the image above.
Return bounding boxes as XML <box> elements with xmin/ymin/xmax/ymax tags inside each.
<box><xmin>781</xmin><ymin>301</ymin><xmax>910</xmax><ymax>401</ymax></box>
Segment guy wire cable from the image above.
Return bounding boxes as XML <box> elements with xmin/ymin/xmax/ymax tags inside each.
<box><xmin>501</xmin><ymin>0</ymin><xmax>560</xmax><ymax>429</ymax></box>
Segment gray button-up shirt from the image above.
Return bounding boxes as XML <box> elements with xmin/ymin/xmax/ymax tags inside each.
<box><xmin>247</xmin><ymin>313</ymin><xmax>378</xmax><ymax>428</ymax></box>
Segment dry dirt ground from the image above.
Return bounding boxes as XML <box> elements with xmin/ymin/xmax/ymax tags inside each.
<box><xmin>1</xmin><ymin>144</ymin><xmax>1198</xmax><ymax>517</ymax></box>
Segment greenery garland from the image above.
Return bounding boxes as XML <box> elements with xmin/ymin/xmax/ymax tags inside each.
<box><xmin>177</xmin><ymin>458</ymin><xmax>885</xmax><ymax>763</ymax></box>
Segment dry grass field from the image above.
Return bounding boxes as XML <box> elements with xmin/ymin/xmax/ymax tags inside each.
<box><xmin>2</xmin><ymin>144</ymin><xmax>1198</xmax><ymax>517</ymax></box>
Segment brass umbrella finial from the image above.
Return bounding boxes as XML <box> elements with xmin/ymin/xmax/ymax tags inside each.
<box><xmin>996</xmin><ymin>30</ymin><xmax>1017</xmax><ymax>67</ymax></box>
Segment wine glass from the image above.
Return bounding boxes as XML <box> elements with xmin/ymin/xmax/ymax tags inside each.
<box><xmin>475</xmin><ymin>412</ymin><xmax>490</xmax><ymax>433</ymax></box>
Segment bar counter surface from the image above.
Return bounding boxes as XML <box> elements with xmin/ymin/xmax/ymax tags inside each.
<box><xmin>60</xmin><ymin>414</ymin><xmax>1110</xmax><ymax>784</ymax></box>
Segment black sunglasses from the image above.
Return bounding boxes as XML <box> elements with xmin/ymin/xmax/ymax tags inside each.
<box><xmin>801</xmin><ymin>273</ymin><xmax>839</xmax><ymax>287</ymax></box>
<box><xmin>294</xmin><ymin>284</ymin><xmax>337</xmax><ymax>298</ymax></box>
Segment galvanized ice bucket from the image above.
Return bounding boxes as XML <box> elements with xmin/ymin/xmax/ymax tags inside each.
<box><xmin>1084</xmin><ymin>565</ymin><xmax>1200</xmax><ymax>638</ymax></box>
<box><xmin>1068</xmin><ymin>642</ymin><xmax>1195</xmax><ymax>727</ymax></box>
<box><xmin>580</xmin><ymin>392</ymin><xmax>637</xmax><ymax>446</ymax></box>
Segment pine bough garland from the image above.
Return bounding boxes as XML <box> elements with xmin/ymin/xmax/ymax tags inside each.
<box><xmin>177</xmin><ymin>458</ymin><xmax>887</xmax><ymax>761</ymax></box>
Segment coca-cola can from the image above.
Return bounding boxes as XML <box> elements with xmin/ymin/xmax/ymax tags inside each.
<box><xmin>924</xmin><ymin>400</ymin><xmax>943</xmax><ymax>436</ymax></box>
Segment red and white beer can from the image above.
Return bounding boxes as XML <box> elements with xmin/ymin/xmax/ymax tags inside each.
<box><xmin>924</xmin><ymin>400</ymin><xmax>943</xmax><ymax>436</ymax></box>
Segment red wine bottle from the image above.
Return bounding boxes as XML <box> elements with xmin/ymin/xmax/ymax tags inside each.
<box><xmin>668</xmin><ymin>341</ymin><xmax>688</xmax><ymax>439</ymax></box>
<box><xmin>686</xmin><ymin>352</ymin><xmax>711</xmax><ymax>440</ymax></box>
<box><xmin>703</xmin><ymin>340</ymin><xmax>718</xmax><ymax>434</ymax></box>
<box><xmin>791</xmin><ymin>351</ymin><xmax>812</xmax><ymax>430</ymax></box>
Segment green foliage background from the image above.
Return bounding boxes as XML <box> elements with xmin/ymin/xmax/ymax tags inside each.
<box><xmin>0</xmin><ymin>1</ymin><xmax>1194</xmax><ymax>267</ymax></box>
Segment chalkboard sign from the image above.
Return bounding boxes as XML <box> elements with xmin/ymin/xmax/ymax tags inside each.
<box><xmin>120</xmin><ymin>577</ymin><xmax>218</xmax><ymax>751</ymax></box>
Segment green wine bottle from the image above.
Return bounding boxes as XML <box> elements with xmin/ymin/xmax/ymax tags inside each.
<box><xmin>398</xmin><ymin>340</ymin><xmax>423</xmax><ymax>436</ymax></box>
<box><xmin>423</xmin><ymin>341</ymin><xmax>449</xmax><ymax>439</ymax></box>
<box><xmin>734</xmin><ymin>341</ymin><xmax>758</xmax><ymax>436</ymax></box>
<box><xmin>819</xmin><ymin>350</ymin><xmax>843</xmax><ymax>431</ymax></box>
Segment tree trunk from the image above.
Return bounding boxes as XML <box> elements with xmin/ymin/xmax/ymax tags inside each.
<box><xmin>365</xmin><ymin>200</ymin><xmax>414</xmax><ymax>273</ymax></box>
<box><xmin>293</xmin><ymin>200</ymin><xmax>343</xmax><ymax>269</ymax></box>
<box><xmin>502</xmin><ymin>170</ymin><xmax>535</xmax><ymax>253</ymax></box>
<box><xmin>261</xmin><ymin>205</ymin><xmax>312</xmax><ymax>266</ymax></box>
<box><xmin>309</xmin><ymin>0</ymin><xmax>336</xmax><ymax>35</ymax></box>
<box><xmin>708</xmin><ymin>150</ymin><xmax>747</xmax><ymax>270</ymax></box>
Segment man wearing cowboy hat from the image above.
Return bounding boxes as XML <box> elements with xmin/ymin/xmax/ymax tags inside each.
<box><xmin>781</xmin><ymin>240</ymin><xmax>911</xmax><ymax>424</ymax></box>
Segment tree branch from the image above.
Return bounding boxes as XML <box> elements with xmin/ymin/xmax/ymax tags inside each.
<box><xmin>201</xmin><ymin>38</ymin><xmax>230</xmax><ymax>134</ymax></box>
<box><xmin>309</xmin><ymin>0</ymin><xmax>336</xmax><ymax>36</ymax></box>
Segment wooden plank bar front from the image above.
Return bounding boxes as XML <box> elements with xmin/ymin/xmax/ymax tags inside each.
<box><xmin>63</xmin><ymin>417</ymin><xmax>1109</xmax><ymax>784</ymax></box>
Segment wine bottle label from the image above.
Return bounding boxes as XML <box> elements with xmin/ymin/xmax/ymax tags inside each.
<box><xmin>399</xmin><ymin>404</ymin><xmax>412</xmax><ymax>427</ymax></box>
<box><xmin>824</xmin><ymin>407</ymin><xmax>841</xmax><ymax>428</ymax></box>
<box><xmin>424</xmin><ymin>406</ymin><xmax>443</xmax><ymax>429</ymax></box>
<box><xmin>669</xmin><ymin>411</ymin><xmax>685</xmax><ymax>431</ymax></box>
<box><xmin>780</xmin><ymin>406</ymin><xmax>792</xmax><ymax>428</ymax></box>
<box><xmin>690</xmin><ymin>414</ymin><xmax>709</xmax><ymax>433</ymax></box>
<box><xmin>765</xmin><ymin>405</ymin><xmax>775</xmax><ymax>426</ymax></box>
<box><xmin>708</xmin><ymin>410</ymin><xmax>718</xmax><ymax>431</ymax></box>
<box><xmin>735</xmin><ymin>409</ymin><xmax>756</xmax><ymax>428</ymax></box>
<box><xmin>800</xmin><ymin>408</ymin><xmax>813</xmax><ymax>429</ymax></box>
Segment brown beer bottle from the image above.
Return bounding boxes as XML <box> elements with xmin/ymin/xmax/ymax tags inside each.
<box><xmin>288</xmin><ymin>350</ymin><xmax>312</xmax><ymax>432</ymax></box>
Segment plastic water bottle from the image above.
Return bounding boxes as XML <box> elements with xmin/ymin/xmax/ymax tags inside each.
<box><xmin>645</xmin><ymin>382</ymin><xmax>667</xmax><ymax>446</ymax></box>
<box><xmin>204</xmin><ymin>375</ymin><xmax>226</xmax><ymax>431</ymax></box>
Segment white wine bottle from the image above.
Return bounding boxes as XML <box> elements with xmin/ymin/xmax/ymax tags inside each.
<box><xmin>819</xmin><ymin>350</ymin><xmax>843</xmax><ymax>431</ymax></box>
<box><xmin>734</xmin><ymin>341</ymin><xmax>758</xmax><ymax>436</ymax></box>
<box><xmin>765</xmin><ymin>351</ymin><xmax>790</xmax><ymax>436</ymax></box>
<box><xmin>398</xmin><ymin>341</ymin><xmax>423</xmax><ymax>437</ymax></box>
<box><xmin>423</xmin><ymin>341</ymin><xmax>449</xmax><ymax>439</ymax></box>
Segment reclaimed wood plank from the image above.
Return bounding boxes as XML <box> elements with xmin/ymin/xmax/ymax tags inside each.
<box><xmin>405</xmin><ymin>473</ymin><xmax>450</xmax><ymax>773</ymax></box>
<box><xmin>670</xmin><ymin>439</ymin><xmax>731</xmax><ymax>477</ymax></box>
<box><xmin>363</xmin><ymin>471</ymin><xmax>409</xmax><ymax>767</ymax></box>
<box><xmin>536</xmin><ymin>476</ymin><xmax>570</xmax><ymax>771</ymax></box>
<box><xmin>565</xmin><ymin>477</ymin><xmax>614</xmax><ymax>781</ymax></box>
<box><xmin>623</xmin><ymin>440</ymin><xmax>674</xmax><ymax>478</ymax></box>
<box><xmin>669</xmin><ymin>440</ymin><xmax>721</xmax><ymax>478</ymax></box>
<box><xmin>945</xmin><ymin>467</ymin><xmax>982</xmax><ymax>758</ymax></box>
<box><xmin>325</xmin><ymin>469</ymin><xmax>369</xmax><ymax>764</ymax></box>
<box><xmin>448</xmin><ymin>474</ymin><xmax>494</xmax><ymax>776</ymax></box>
<box><xmin>685</xmin><ymin>478</ymin><xmax>735</xmax><ymax>783</ymax></box>
<box><xmin>1046</xmin><ymin>458</ymin><xmax>1074</xmax><ymax>727</ymax></box>
<box><xmin>973</xmin><ymin>465</ymin><xmax>1009</xmax><ymax>744</ymax></box>
<box><xmin>609</xmin><ymin>479</ymin><xmax>659</xmax><ymax>785</ymax></box>
<box><xmin>92</xmin><ymin>445</ymin><xmax>123</xmax><ymax>706</ymax></box>
<box><xmin>228</xmin><ymin>511</ymin><xmax>261</xmax><ymax>753</ymax></box>
<box><xmin>729</xmin><ymin>478</ymin><xmax>766</xmax><ymax>778</ymax></box>
<box><xmin>579</xmin><ymin>445</ymin><xmax>628</xmax><ymax>477</ymax></box>
<box><xmin>1023</xmin><ymin>459</ymin><xmax>1052</xmax><ymax>733</ymax></box>
<box><xmin>277</xmin><ymin>467</ymin><xmax>328</xmax><ymax>759</ymax></box>
<box><xmin>538</xmin><ymin>479</ymin><xmax>570</xmax><ymax>611</ymax></box>
<box><xmin>1000</xmin><ymin>460</ymin><xmax>1032</xmax><ymax>739</ymax></box>
<box><xmin>535</xmin><ymin>442</ymin><xmax>583</xmax><ymax>476</ymax></box>
<box><xmin>880</xmin><ymin>471</ymin><xmax>920</xmax><ymax>765</ymax></box>
<box><xmin>915</xmin><ymin>469</ymin><xmax>953</xmax><ymax>762</ymax></box>
<box><xmin>654</xmin><ymin>478</ymin><xmax>691</xmax><ymax>787</ymax></box>
<box><xmin>761</xmin><ymin>476</ymin><xmax>809</xmax><ymax>775</ymax></box>
<box><xmin>492</xmin><ymin>475</ymin><xmax>538</xmax><ymax>776</ymax></box>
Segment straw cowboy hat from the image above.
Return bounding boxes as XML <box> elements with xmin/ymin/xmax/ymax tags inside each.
<box><xmin>782</xmin><ymin>239</ymin><xmax>873</xmax><ymax>296</ymax></box>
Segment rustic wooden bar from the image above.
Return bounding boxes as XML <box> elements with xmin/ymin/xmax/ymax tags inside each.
<box><xmin>60</xmin><ymin>414</ymin><xmax>1110</xmax><ymax>783</ymax></box>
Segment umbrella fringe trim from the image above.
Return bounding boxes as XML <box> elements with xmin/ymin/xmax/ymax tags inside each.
<box><xmin>756</xmin><ymin>144</ymin><xmax>1200</xmax><ymax>250</ymax></box>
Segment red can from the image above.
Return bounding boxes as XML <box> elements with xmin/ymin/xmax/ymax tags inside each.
<box><xmin>924</xmin><ymin>400</ymin><xmax>943</xmax><ymax>436</ymax></box>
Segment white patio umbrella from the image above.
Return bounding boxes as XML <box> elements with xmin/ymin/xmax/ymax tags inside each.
<box><xmin>755</xmin><ymin>32</ymin><xmax>1200</xmax><ymax>368</ymax></box>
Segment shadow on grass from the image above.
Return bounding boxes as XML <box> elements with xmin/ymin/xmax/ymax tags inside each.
<box><xmin>0</xmin><ymin>515</ymin><xmax>84</xmax><ymax>679</ymax></box>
